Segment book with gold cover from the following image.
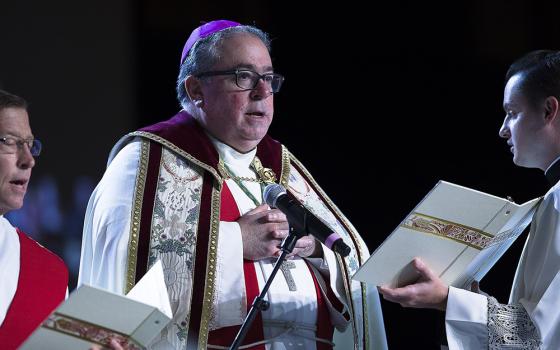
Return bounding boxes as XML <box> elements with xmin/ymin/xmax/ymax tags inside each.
<box><xmin>21</xmin><ymin>261</ymin><xmax>172</xmax><ymax>350</ymax></box>
<box><xmin>352</xmin><ymin>181</ymin><xmax>541</xmax><ymax>289</ymax></box>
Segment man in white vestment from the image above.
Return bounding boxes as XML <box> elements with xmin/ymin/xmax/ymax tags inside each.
<box><xmin>0</xmin><ymin>90</ymin><xmax>68</xmax><ymax>349</ymax></box>
<box><xmin>79</xmin><ymin>20</ymin><xmax>387</xmax><ymax>349</ymax></box>
<box><xmin>379</xmin><ymin>50</ymin><xmax>560</xmax><ymax>349</ymax></box>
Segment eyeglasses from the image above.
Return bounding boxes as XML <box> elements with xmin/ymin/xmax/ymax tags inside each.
<box><xmin>196</xmin><ymin>69</ymin><xmax>285</xmax><ymax>93</ymax></box>
<box><xmin>0</xmin><ymin>136</ymin><xmax>42</xmax><ymax>156</ymax></box>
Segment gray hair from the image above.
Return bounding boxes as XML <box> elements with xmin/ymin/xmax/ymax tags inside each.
<box><xmin>176</xmin><ymin>25</ymin><xmax>271</xmax><ymax>111</ymax></box>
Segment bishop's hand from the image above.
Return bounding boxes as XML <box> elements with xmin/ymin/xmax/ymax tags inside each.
<box><xmin>238</xmin><ymin>204</ymin><xmax>318</xmax><ymax>260</ymax></box>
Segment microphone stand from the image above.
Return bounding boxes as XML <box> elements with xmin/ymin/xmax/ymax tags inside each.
<box><xmin>229</xmin><ymin>226</ymin><xmax>302</xmax><ymax>350</ymax></box>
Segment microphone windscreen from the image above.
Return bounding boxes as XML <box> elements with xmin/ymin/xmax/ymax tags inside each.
<box><xmin>263</xmin><ymin>183</ymin><xmax>286</xmax><ymax>208</ymax></box>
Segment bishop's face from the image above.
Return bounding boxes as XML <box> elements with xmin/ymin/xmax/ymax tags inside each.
<box><xmin>499</xmin><ymin>73</ymin><xmax>549</xmax><ymax>169</ymax></box>
<box><xmin>196</xmin><ymin>33</ymin><xmax>275</xmax><ymax>153</ymax></box>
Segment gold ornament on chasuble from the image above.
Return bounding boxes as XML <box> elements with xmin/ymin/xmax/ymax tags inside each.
<box><xmin>217</xmin><ymin>156</ymin><xmax>277</xmax><ymax>185</ymax></box>
<box><xmin>251</xmin><ymin>156</ymin><xmax>277</xmax><ymax>184</ymax></box>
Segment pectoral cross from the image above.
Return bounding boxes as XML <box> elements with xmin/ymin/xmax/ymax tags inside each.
<box><xmin>275</xmin><ymin>260</ymin><xmax>297</xmax><ymax>291</ymax></box>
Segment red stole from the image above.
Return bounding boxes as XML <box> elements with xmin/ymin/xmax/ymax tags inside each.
<box><xmin>207</xmin><ymin>183</ymin><xmax>334</xmax><ymax>349</ymax></box>
<box><xmin>0</xmin><ymin>229</ymin><xmax>68</xmax><ymax>349</ymax></box>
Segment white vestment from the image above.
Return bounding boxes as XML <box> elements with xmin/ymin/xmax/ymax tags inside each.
<box><xmin>445</xmin><ymin>179</ymin><xmax>560</xmax><ymax>349</ymax></box>
<box><xmin>79</xmin><ymin>137</ymin><xmax>388</xmax><ymax>349</ymax></box>
<box><xmin>0</xmin><ymin>216</ymin><xmax>20</xmax><ymax>327</ymax></box>
<box><xmin>210</xmin><ymin>137</ymin><xmax>345</xmax><ymax>349</ymax></box>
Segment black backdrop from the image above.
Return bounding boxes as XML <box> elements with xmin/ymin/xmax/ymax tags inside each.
<box><xmin>135</xmin><ymin>1</ymin><xmax>556</xmax><ymax>348</ymax></box>
<box><xmin>2</xmin><ymin>0</ymin><xmax>559</xmax><ymax>348</ymax></box>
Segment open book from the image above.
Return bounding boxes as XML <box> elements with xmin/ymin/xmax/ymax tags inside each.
<box><xmin>21</xmin><ymin>261</ymin><xmax>172</xmax><ymax>350</ymax></box>
<box><xmin>352</xmin><ymin>181</ymin><xmax>541</xmax><ymax>289</ymax></box>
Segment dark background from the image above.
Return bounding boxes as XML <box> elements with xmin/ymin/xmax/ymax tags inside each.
<box><xmin>1</xmin><ymin>0</ymin><xmax>558</xmax><ymax>348</ymax></box>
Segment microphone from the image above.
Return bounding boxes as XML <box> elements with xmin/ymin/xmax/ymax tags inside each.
<box><xmin>263</xmin><ymin>184</ymin><xmax>351</xmax><ymax>257</ymax></box>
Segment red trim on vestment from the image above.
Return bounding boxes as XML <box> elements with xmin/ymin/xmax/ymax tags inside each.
<box><xmin>0</xmin><ymin>229</ymin><xmax>67</xmax><ymax>349</ymax></box>
<box><xmin>135</xmin><ymin>142</ymin><xmax>162</xmax><ymax>283</ymax></box>
<box><xmin>306</xmin><ymin>261</ymin><xmax>334</xmax><ymax>350</ymax></box>
<box><xmin>207</xmin><ymin>183</ymin><xmax>265</xmax><ymax>350</ymax></box>
<box><xmin>325</xmin><ymin>275</ymin><xmax>345</xmax><ymax>315</ymax></box>
<box><xmin>186</xmin><ymin>172</ymin><xmax>215</xmax><ymax>349</ymax></box>
<box><xmin>218</xmin><ymin>182</ymin><xmax>242</xmax><ymax>222</ymax></box>
<box><xmin>139</xmin><ymin>111</ymin><xmax>220</xmax><ymax>170</ymax></box>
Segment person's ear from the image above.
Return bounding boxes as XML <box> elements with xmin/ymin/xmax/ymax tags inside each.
<box><xmin>544</xmin><ymin>96</ymin><xmax>559</xmax><ymax>124</ymax></box>
<box><xmin>185</xmin><ymin>75</ymin><xmax>204</xmax><ymax>108</ymax></box>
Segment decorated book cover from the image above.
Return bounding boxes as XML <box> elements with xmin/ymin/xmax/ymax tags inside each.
<box><xmin>352</xmin><ymin>181</ymin><xmax>541</xmax><ymax>289</ymax></box>
<box><xmin>21</xmin><ymin>261</ymin><xmax>172</xmax><ymax>350</ymax></box>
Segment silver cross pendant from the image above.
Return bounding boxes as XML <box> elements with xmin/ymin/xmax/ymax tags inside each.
<box><xmin>275</xmin><ymin>260</ymin><xmax>297</xmax><ymax>291</ymax></box>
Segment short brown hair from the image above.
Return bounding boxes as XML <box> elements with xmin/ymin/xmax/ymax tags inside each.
<box><xmin>506</xmin><ymin>50</ymin><xmax>560</xmax><ymax>108</ymax></box>
<box><xmin>0</xmin><ymin>89</ymin><xmax>28</xmax><ymax>111</ymax></box>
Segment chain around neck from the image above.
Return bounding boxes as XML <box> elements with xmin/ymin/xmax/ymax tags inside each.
<box><xmin>217</xmin><ymin>156</ymin><xmax>277</xmax><ymax>184</ymax></box>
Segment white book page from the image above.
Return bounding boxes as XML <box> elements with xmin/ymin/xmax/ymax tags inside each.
<box><xmin>127</xmin><ymin>260</ymin><xmax>172</xmax><ymax>319</ymax></box>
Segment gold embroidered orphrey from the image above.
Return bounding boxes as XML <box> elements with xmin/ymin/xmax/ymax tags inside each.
<box><xmin>124</xmin><ymin>131</ymin><xmax>374</xmax><ymax>349</ymax></box>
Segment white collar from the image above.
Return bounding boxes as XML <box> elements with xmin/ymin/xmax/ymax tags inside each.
<box><xmin>544</xmin><ymin>155</ymin><xmax>560</xmax><ymax>175</ymax></box>
<box><xmin>208</xmin><ymin>134</ymin><xmax>256</xmax><ymax>168</ymax></box>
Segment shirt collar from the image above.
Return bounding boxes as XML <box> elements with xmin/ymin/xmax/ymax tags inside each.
<box><xmin>545</xmin><ymin>156</ymin><xmax>560</xmax><ymax>185</ymax></box>
<box><xmin>207</xmin><ymin>134</ymin><xmax>256</xmax><ymax>168</ymax></box>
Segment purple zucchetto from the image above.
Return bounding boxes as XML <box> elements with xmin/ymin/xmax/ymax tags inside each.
<box><xmin>180</xmin><ymin>20</ymin><xmax>242</xmax><ymax>65</ymax></box>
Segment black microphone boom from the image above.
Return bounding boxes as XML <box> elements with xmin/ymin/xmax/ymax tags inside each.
<box><xmin>263</xmin><ymin>184</ymin><xmax>351</xmax><ymax>257</ymax></box>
